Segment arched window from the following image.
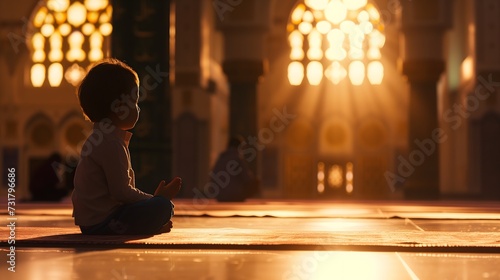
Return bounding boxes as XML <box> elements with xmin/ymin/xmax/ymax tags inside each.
<box><xmin>28</xmin><ymin>0</ymin><xmax>112</xmax><ymax>88</ymax></box>
<box><xmin>287</xmin><ymin>0</ymin><xmax>385</xmax><ymax>86</ymax></box>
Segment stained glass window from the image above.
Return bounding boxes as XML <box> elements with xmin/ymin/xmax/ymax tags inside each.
<box><xmin>288</xmin><ymin>0</ymin><xmax>385</xmax><ymax>86</ymax></box>
<box><xmin>28</xmin><ymin>0</ymin><xmax>112</xmax><ymax>87</ymax></box>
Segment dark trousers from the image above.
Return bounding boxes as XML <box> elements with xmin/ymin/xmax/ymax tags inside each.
<box><xmin>80</xmin><ymin>196</ymin><xmax>174</xmax><ymax>235</ymax></box>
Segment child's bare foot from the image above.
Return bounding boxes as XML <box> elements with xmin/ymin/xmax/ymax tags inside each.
<box><xmin>154</xmin><ymin>177</ymin><xmax>182</xmax><ymax>200</ymax></box>
<box><xmin>158</xmin><ymin>221</ymin><xmax>173</xmax><ymax>233</ymax></box>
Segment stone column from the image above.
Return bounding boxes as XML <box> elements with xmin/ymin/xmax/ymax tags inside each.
<box><xmin>400</xmin><ymin>0</ymin><xmax>453</xmax><ymax>199</ymax></box>
<box><xmin>216</xmin><ymin>0</ymin><xmax>270</xmax><ymax>172</ymax></box>
<box><xmin>223</xmin><ymin>59</ymin><xmax>263</xmax><ymax>143</ymax></box>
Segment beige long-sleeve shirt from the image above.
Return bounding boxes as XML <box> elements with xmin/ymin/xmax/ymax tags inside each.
<box><xmin>72</xmin><ymin>121</ymin><xmax>152</xmax><ymax>226</ymax></box>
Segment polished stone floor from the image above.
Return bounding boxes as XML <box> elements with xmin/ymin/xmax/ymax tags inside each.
<box><xmin>1</xmin><ymin>200</ymin><xmax>500</xmax><ymax>279</ymax></box>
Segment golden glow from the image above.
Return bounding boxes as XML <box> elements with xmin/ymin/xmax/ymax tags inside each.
<box><xmin>48</xmin><ymin>63</ymin><xmax>64</xmax><ymax>87</ymax></box>
<box><xmin>31</xmin><ymin>64</ymin><xmax>46</xmax><ymax>87</ymax></box>
<box><xmin>87</xmin><ymin>11</ymin><xmax>99</xmax><ymax>23</ymax></box>
<box><xmin>49</xmin><ymin>32</ymin><xmax>63</xmax><ymax>62</ymax></box>
<box><xmin>47</xmin><ymin>0</ymin><xmax>70</xmax><ymax>12</ymax></box>
<box><xmin>291</xmin><ymin>4</ymin><xmax>306</xmax><ymax>25</ymax></box>
<box><xmin>339</xmin><ymin>20</ymin><xmax>355</xmax><ymax>34</ymax></box>
<box><xmin>99</xmin><ymin>23</ymin><xmax>113</xmax><ymax>36</ymax></box>
<box><xmin>346</xmin><ymin>172</ymin><xmax>353</xmax><ymax>181</ymax></box>
<box><xmin>327</xmin><ymin>28</ymin><xmax>344</xmax><ymax>42</ymax></box>
<box><xmin>82</xmin><ymin>23</ymin><xmax>95</xmax><ymax>35</ymax></box>
<box><xmin>41</xmin><ymin>24</ymin><xmax>55</xmax><ymax>37</ymax></box>
<box><xmin>67</xmin><ymin>2</ymin><xmax>87</xmax><ymax>27</ymax></box>
<box><xmin>307</xmin><ymin>29</ymin><xmax>323</xmax><ymax>60</ymax></box>
<box><xmin>34</xmin><ymin>8</ymin><xmax>48</xmax><ymax>28</ymax></box>
<box><xmin>90</xmin><ymin>32</ymin><xmax>103</xmax><ymax>48</ymax></box>
<box><xmin>308</xmin><ymin>29</ymin><xmax>322</xmax><ymax>48</ymax></box>
<box><xmin>369</xmin><ymin>29</ymin><xmax>385</xmax><ymax>47</ymax></box>
<box><xmin>32</xmin><ymin>33</ymin><xmax>45</xmax><ymax>49</ymax></box>
<box><xmin>318</xmin><ymin>169</ymin><xmax>325</xmax><ymax>181</ymax></box>
<box><xmin>316</xmin><ymin>20</ymin><xmax>331</xmax><ymax>34</ymax></box>
<box><xmin>49</xmin><ymin>49</ymin><xmax>63</xmax><ymax>62</ymax></box>
<box><xmin>68</xmin><ymin>31</ymin><xmax>84</xmax><ymax>45</ymax></box>
<box><xmin>289</xmin><ymin>30</ymin><xmax>303</xmax><ymax>47</ymax></box>
<box><xmin>325</xmin><ymin>0</ymin><xmax>347</xmax><ymax>24</ymax></box>
<box><xmin>349</xmin><ymin>61</ymin><xmax>365</xmax><ymax>85</ymax></box>
<box><xmin>317</xmin><ymin>183</ymin><xmax>325</xmax><ymax>193</ymax></box>
<box><xmin>89</xmin><ymin>49</ymin><xmax>103</xmax><ymax>61</ymax></box>
<box><xmin>305</xmin><ymin>0</ymin><xmax>328</xmax><ymax>10</ymax></box>
<box><xmin>317</xmin><ymin>162</ymin><xmax>325</xmax><ymax>193</ymax></box>
<box><xmin>29</xmin><ymin>0</ymin><xmax>112</xmax><ymax>88</ymax></box>
<box><xmin>67</xmin><ymin>31</ymin><xmax>85</xmax><ymax>61</ymax></box>
<box><xmin>349</xmin><ymin>47</ymin><xmax>364</xmax><ymax>60</ymax></box>
<box><xmin>288</xmin><ymin>0</ymin><xmax>384</xmax><ymax>86</ymax></box>
<box><xmin>367</xmin><ymin>47</ymin><xmax>381</xmax><ymax>59</ymax></box>
<box><xmin>367</xmin><ymin>61</ymin><xmax>384</xmax><ymax>85</ymax></box>
<box><xmin>105</xmin><ymin>5</ymin><xmax>112</xmax><ymax>17</ymax></box>
<box><xmin>288</xmin><ymin>62</ymin><xmax>304</xmax><ymax>86</ymax></box>
<box><xmin>345</xmin><ymin>162</ymin><xmax>354</xmax><ymax>194</ymax></box>
<box><xmin>346</xmin><ymin>163</ymin><xmax>354</xmax><ymax>181</ymax></box>
<box><xmin>328</xmin><ymin>164</ymin><xmax>343</xmax><ymax>188</ymax></box>
<box><xmin>307</xmin><ymin>48</ymin><xmax>323</xmax><ymax>60</ymax></box>
<box><xmin>366</xmin><ymin>3</ymin><xmax>380</xmax><ymax>21</ymax></box>
<box><xmin>89</xmin><ymin>32</ymin><xmax>104</xmax><ymax>61</ymax></box>
<box><xmin>85</xmin><ymin>0</ymin><xmax>108</xmax><ymax>11</ymax></box>
<box><xmin>302</xmin><ymin>11</ymin><xmax>314</xmax><ymax>22</ymax></box>
<box><xmin>59</xmin><ymin>23</ymin><xmax>72</xmax><ymax>36</ymax></box>
<box><xmin>49</xmin><ymin>32</ymin><xmax>62</xmax><ymax>48</ymax></box>
<box><xmin>298</xmin><ymin>22</ymin><xmax>313</xmax><ymax>35</ymax></box>
<box><xmin>346</xmin><ymin>183</ymin><xmax>354</xmax><ymax>193</ymax></box>
<box><xmin>290</xmin><ymin>48</ymin><xmax>305</xmax><ymax>60</ymax></box>
<box><xmin>99</xmin><ymin>12</ymin><xmax>110</xmax><ymax>23</ymax></box>
<box><xmin>307</xmin><ymin>61</ymin><xmax>323</xmax><ymax>85</ymax></box>
<box><xmin>344</xmin><ymin>0</ymin><xmax>367</xmax><ymax>11</ymax></box>
<box><xmin>33</xmin><ymin>50</ymin><xmax>46</xmax><ymax>62</ymax></box>
<box><xmin>357</xmin><ymin>10</ymin><xmax>369</xmax><ymax>22</ymax></box>
<box><xmin>65</xmin><ymin>63</ymin><xmax>86</xmax><ymax>86</ymax></box>
<box><xmin>54</xmin><ymin>12</ymin><xmax>67</xmax><ymax>24</ymax></box>
<box><xmin>360</xmin><ymin>21</ymin><xmax>373</xmax><ymax>34</ymax></box>
<box><xmin>325</xmin><ymin>61</ymin><xmax>347</xmax><ymax>84</ymax></box>
<box><xmin>461</xmin><ymin>56</ymin><xmax>474</xmax><ymax>82</ymax></box>
<box><xmin>45</xmin><ymin>14</ymin><xmax>55</xmax><ymax>24</ymax></box>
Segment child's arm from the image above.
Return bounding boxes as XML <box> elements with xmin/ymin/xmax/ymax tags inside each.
<box><xmin>100</xmin><ymin>143</ymin><xmax>153</xmax><ymax>203</ymax></box>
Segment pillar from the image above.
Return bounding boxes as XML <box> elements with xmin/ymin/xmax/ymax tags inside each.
<box><xmin>217</xmin><ymin>0</ymin><xmax>270</xmax><ymax>172</ymax></box>
<box><xmin>401</xmin><ymin>0</ymin><xmax>453</xmax><ymax>199</ymax></box>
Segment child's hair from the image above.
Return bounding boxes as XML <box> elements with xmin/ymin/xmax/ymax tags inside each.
<box><xmin>77</xmin><ymin>58</ymin><xmax>139</xmax><ymax>122</ymax></box>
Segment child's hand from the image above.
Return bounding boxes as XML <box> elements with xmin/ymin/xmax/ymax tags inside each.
<box><xmin>154</xmin><ymin>177</ymin><xmax>182</xmax><ymax>200</ymax></box>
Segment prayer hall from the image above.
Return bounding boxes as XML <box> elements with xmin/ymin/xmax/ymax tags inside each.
<box><xmin>1</xmin><ymin>0</ymin><xmax>500</xmax><ymax>279</ymax></box>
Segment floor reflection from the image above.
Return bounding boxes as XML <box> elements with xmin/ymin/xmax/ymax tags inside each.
<box><xmin>2</xmin><ymin>248</ymin><xmax>499</xmax><ymax>280</ymax></box>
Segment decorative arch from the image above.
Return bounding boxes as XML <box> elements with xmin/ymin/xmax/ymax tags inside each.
<box><xmin>286</xmin><ymin>0</ymin><xmax>385</xmax><ymax>86</ymax></box>
<box><xmin>27</xmin><ymin>0</ymin><xmax>112</xmax><ymax>88</ymax></box>
<box><xmin>58</xmin><ymin>111</ymin><xmax>90</xmax><ymax>154</ymax></box>
<box><xmin>25</xmin><ymin>113</ymin><xmax>56</xmax><ymax>149</ymax></box>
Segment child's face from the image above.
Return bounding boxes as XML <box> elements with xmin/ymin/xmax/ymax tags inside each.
<box><xmin>113</xmin><ymin>85</ymin><xmax>140</xmax><ymax>131</ymax></box>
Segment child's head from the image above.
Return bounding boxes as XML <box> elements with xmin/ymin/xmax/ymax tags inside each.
<box><xmin>77</xmin><ymin>58</ymin><xmax>139</xmax><ymax>123</ymax></box>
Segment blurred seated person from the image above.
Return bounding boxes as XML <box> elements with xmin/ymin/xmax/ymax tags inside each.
<box><xmin>29</xmin><ymin>152</ymin><xmax>69</xmax><ymax>202</ymax></box>
<box><xmin>210</xmin><ymin>135</ymin><xmax>260</xmax><ymax>202</ymax></box>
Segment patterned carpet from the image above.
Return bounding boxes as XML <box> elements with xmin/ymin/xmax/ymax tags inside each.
<box><xmin>2</xmin><ymin>200</ymin><xmax>500</xmax><ymax>252</ymax></box>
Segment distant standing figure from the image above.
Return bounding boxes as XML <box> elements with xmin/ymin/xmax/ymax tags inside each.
<box><xmin>29</xmin><ymin>152</ymin><xmax>68</xmax><ymax>202</ymax></box>
<box><xmin>211</xmin><ymin>136</ymin><xmax>260</xmax><ymax>202</ymax></box>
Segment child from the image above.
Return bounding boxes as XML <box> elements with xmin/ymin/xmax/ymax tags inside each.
<box><xmin>72</xmin><ymin>58</ymin><xmax>181</xmax><ymax>235</ymax></box>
